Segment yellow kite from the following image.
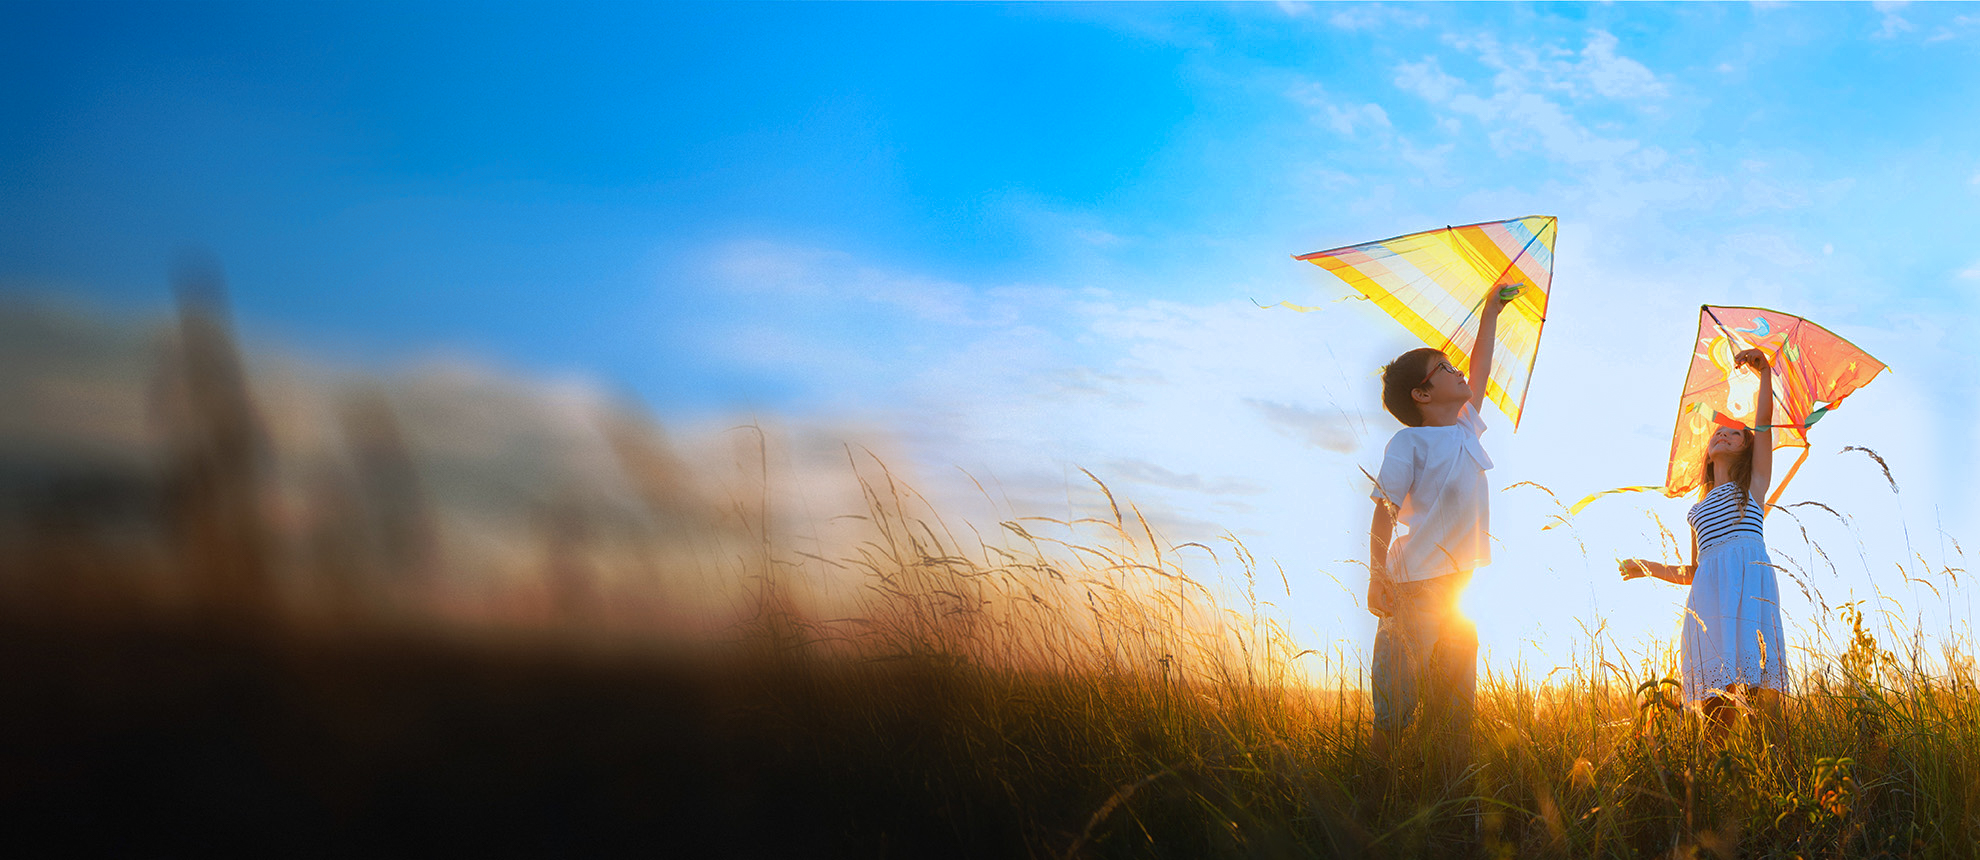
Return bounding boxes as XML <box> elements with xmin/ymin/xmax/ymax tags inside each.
<box><xmin>1289</xmin><ymin>215</ymin><xmax>1557</xmax><ymax>429</ymax></box>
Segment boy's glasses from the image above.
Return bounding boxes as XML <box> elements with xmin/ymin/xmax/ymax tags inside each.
<box><xmin>1418</xmin><ymin>360</ymin><xmax>1463</xmax><ymax>387</ymax></box>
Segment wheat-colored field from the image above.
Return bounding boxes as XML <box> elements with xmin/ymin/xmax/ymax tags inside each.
<box><xmin>2</xmin><ymin>301</ymin><xmax>1972</xmax><ymax>857</ymax></box>
<box><xmin>709</xmin><ymin>455</ymin><xmax>1978</xmax><ymax>858</ymax></box>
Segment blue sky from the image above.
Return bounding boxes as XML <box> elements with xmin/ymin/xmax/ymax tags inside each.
<box><xmin>6</xmin><ymin>2</ymin><xmax>1978</xmax><ymax>668</ymax></box>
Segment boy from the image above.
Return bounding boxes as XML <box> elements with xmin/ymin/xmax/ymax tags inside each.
<box><xmin>1366</xmin><ymin>288</ymin><xmax>1512</xmax><ymax>782</ymax></box>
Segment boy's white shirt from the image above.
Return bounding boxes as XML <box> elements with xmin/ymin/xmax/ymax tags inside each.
<box><xmin>1370</xmin><ymin>401</ymin><xmax>1493</xmax><ymax>583</ymax></box>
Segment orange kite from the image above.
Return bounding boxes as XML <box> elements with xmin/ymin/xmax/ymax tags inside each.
<box><xmin>1663</xmin><ymin>305</ymin><xmax>1887</xmax><ymax>503</ymax></box>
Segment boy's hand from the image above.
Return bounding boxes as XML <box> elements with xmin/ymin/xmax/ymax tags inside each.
<box><xmin>1367</xmin><ymin>572</ymin><xmax>1394</xmax><ymax>618</ymax></box>
<box><xmin>1496</xmin><ymin>284</ymin><xmax>1523</xmax><ymax>305</ymax></box>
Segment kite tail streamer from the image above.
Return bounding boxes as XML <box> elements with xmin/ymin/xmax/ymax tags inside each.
<box><xmin>1566</xmin><ymin>485</ymin><xmax>1667</xmax><ymax>517</ymax></box>
<box><xmin>1251</xmin><ymin>297</ymin><xmax>1362</xmax><ymax>313</ymax></box>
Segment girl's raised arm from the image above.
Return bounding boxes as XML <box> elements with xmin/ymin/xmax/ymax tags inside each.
<box><xmin>1737</xmin><ymin>348</ymin><xmax>1774</xmax><ymax>504</ymax></box>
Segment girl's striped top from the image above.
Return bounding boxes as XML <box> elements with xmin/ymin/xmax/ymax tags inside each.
<box><xmin>1687</xmin><ymin>480</ymin><xmax>1765</xmax><ymax>552</ymax></box>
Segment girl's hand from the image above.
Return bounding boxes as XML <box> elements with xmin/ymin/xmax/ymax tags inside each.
<box><xmin>1734</xmin><ymin>348</ymin><xmax>1770</xmax><ymax>373</ymax></box>
<box><xmin>1618</xmin><ymin>559</ymin><xmax>1652</xmax><ymax>581</ymax></box>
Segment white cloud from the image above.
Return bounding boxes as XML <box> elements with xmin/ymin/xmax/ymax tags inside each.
<box><xmin>1396</xmin><ymin>139</ymin><xmax>1458</xmax><ymax>182</ymax></box>
<box><xmin>1325</xmin><ymin>4</ymin><xmax>1429</xmax><ymax>31</ymax></box>
<box><xmin>1446</xmin><ymin>30</ymin><xmax>1667</xmax><ymax>103</ymax></box>
<box><xmin>1922</xmin><ymin>12</ymin><xmax>1975</xmax><ymax>44</ymax></box>
<box><xmin>1724</xmin><ymin>231</ymin><xmax>1813</xmax><ymax>268</ymax></box>
<box><xmin>688</xmin><ymin>239</ymin><xmax>1102</xmax><ymax>415</ymax></box>
<box><xmin>1959</xmin><ymin>262</ymin><xmax>1980</xmax><ymax>280</ymax></box>
<box><xmin>1332</xmin><ymin>102</ymin><xmax>1392</xmax><ymax>137</ymax></box>
<box><xmin>707</xmin><ymin>239</ymin><xmax>985</xmax><ymax>326</ymax></box>
<box><xmin>1294</xmin><ymin>165</ymin><xmax>1359</xmax><ymax>192</ymax></box>
<box><xmin>1074</xmin><ymin>228</ymin><xmax>1124</xmax><ymax>248</ymax></box>
<box><xmin>1576</xmin><ymin>165</ymin><xmax>1726</xmax><ymax>220</ymax></box>
<box><xmin>1289</xmin><ymin>82</ymin><xmax>1393</xmax><ymax>138</ymax></box>
<box><xmin>1394</xmin><ymin>57</ymin><xmax>1464</xmax><ymax>103</ymax></box>
<box><xmin>1107</xmin><ymin>458</ymin><xmax>1266</xmax><ymax>496</ymax></box>
<box><xmin>1577</xmin><ymin>30</ymin><xmax>1668</xmax><ymax>100</ymax></box>
<box><xmin>1245</xmin><ymin>398</ymin><xmax>1361</xmax><ymax>453</ymax></box>
<box><xmin>1448</xmin><ymin>88</ymin><xmax>1640</xmax><ymax>163</ymax></box>
<box><xmin>1629</xmin><ymin>146</ymin><xmax>1671</xmax><ymax>172</ymax></box>
<box><xmin>713</xmin><ymin>322</ymin><xmax>881</xmax><ymax>374</ymax></box>
<box><xmin>1739</xmin><ymin>179</ymin><xmax>1812</xmax><ymax>213</ymax></box>
<box><xmin>1275</xmin><ymin>0</ymin><xmax>1314</xmax><ymax>19</ymax></box>
<box><xmin>1873</xmin><ymin>1</ymin><xmax>1914</xmax><ymax>39</ymax></box>
<box><xmin>1389</xmin><ymin>31</ymin><xmax>1664</xmax><ymax>165</ymax></box>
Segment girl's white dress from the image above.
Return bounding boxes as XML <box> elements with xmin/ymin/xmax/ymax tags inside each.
<box><xmin>1680</xmin><ymin>481</ymin><xmax>1788</xmax><ymax>703</ymax></box>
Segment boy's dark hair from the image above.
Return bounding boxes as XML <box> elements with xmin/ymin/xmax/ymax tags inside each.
<box><xmin>1380</xmin><ymin>347</ymin><xmax>1444</xmax><ymax>427</ymax></box>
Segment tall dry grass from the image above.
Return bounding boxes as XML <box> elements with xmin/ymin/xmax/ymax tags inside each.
<box><xmin>2</xmin><ymin>290</ymin><xmax>1975</xmax><ymax>857</ymax></box>
<box><xmin>725</xmin><ymin>448</ymin><xmax>1978</xmax><ymax>858</ymax></box>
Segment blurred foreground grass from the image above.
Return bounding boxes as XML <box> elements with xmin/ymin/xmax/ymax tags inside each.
<box><xmin>2</xmin><ymin>293</ymin><xmax>1975</xmax><ymax>857</ymax></box>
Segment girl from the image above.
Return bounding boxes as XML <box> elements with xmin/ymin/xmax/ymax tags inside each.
<box><xmin>1619</xmin><ymin>348</ymin><xmax>1787</xmax><ymax>730</ymax></box>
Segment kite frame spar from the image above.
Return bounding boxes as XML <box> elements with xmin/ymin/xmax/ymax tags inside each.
<box><xmin>1291</xmin><ymin>215</ymin><xmax>1558</xmax><ymax>431</ymax></box>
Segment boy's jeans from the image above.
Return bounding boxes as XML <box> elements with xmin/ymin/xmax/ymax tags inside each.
<box><xmin>1371</xmin><ymin>571</ymin><xmax>1476</xmax><ymax>779</ymax></box>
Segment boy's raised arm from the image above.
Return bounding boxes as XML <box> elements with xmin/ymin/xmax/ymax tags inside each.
<box><xmin>1467</xmin><ymin>288</ymin><xmax>1515</xmax><ymax>411</ymax></box>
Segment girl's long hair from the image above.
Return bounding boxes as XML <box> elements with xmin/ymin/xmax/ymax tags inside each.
<box><xmin>1698</xmin><ymin>427</ymin><xmax>1757</xmax><ymax>517</ymax></box>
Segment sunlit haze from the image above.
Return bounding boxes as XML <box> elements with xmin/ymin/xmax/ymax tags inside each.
<box><xmin>6</xmin><ymin>1</ymin><xmax>1976</xmax><ymax>679</ymax></box>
